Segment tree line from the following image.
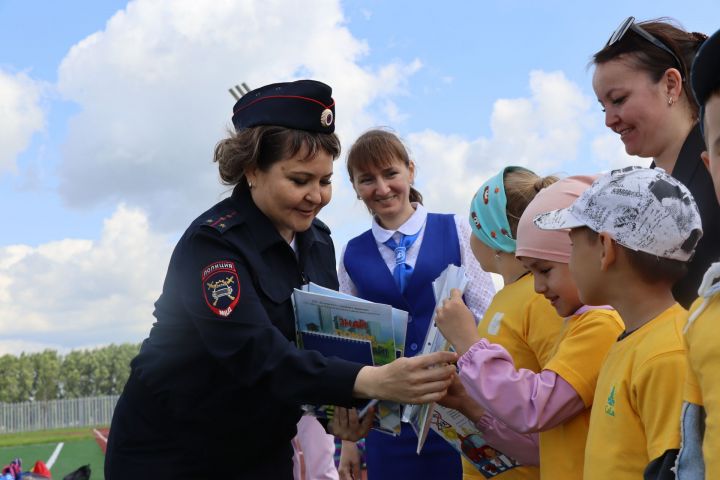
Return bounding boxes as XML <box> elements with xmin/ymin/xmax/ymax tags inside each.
<box><xmin>0</xmin><ymin>343</ymin><xmax>140</xmax><ymax>403</ymax></box>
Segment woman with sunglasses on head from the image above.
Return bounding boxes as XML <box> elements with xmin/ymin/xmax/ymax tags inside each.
<box><xmin>592</xmin><ymin>17</ymin><xmax>719</xmax><ymax>310</ymax></box>
<box><xmin>336</xmin><ymin>128</ymin><xmax>496</xmax><ymax>480</ymax></box>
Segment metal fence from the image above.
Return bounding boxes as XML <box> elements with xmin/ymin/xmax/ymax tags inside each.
<box><xmin>0</xmin><ymin>395</ymin><xmax>119</xmax><ymax>434</ymax></box>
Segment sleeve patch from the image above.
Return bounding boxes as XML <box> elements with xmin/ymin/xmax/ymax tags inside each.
<box><xmin>202</xmin><ymin>261</ymin><xmax>241</xmax><ymax>317</ymax></box>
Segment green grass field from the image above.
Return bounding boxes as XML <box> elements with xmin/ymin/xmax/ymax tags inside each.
<box><xmin>0</xmin><ymin>428</ymin><xmax>106</xmax><ymax>479</ymax></box>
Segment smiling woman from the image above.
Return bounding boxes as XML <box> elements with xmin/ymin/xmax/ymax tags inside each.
<box><xmin>337</xmin><ymin>129</ymin><xmax>496</xmax><ymax>480</ymax></box>
<box><xmin>591</xmin><ymin>17</ymin><xmax>720</xmax><ymax>308</ymax></box>
<box><xmin>215</xmin><ymin>125</ymin><xmax>338</xmax><ymax>243</ymax></box>
<box><xmin>103</xmin><ymin>81</ymin><xmax>458</xmax><ymax>480</ymax></box>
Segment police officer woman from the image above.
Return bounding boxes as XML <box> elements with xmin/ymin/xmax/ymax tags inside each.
<box><xmin>104</xmin><ymin>80</ymin><xmax>457</xmax><ymax>479</ymax></box>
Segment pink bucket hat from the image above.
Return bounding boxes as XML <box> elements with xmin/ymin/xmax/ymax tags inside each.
<box><xmin>515</xmin><ymin>175</ymin><xmax>599</xmax><ymax>263</ymax></box>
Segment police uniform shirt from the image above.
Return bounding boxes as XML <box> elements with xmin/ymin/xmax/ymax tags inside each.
<box><xmin>114</xmin><ymin>184</ymin><xmax>363</xmax><ymax>474</ymax></box>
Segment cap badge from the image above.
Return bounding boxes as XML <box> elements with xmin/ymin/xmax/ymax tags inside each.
<box><xmin>320</xmin><ymin>108</ymin><xmax>334</xmax><ymax>127</ymax></box>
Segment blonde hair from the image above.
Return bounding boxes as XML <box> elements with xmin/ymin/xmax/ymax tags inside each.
<box><xmin>504</xmin><ymin>169</ymin><xmax>559</xmax><ymax>237</ymax></box>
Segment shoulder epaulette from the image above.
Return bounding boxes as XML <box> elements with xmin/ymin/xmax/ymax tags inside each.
<box><xmin>202</xmin><ymin>210</ymin><xmax>242</xmax><ymax>234</ymax></box>
<box><xmin>313</xmin><ymin>217</ymin><xmax>331</xmax><ymax>234</ymax></box>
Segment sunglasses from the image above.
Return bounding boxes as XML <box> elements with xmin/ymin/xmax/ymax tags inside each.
<box><xmin>606</xmin><ymin>16</ymin><xmax>684</xmax><ymax>78</ymax></box>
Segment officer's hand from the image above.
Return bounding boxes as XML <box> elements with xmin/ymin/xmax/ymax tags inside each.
<box><xmin>329</xmin><ymin>406</ymin><xmax>373</xmax><ymax>443</ymax></box>
<box><xmin>338</xmin><ymin>440</ymin><xmax>362</xmax><ymax>480</ymax></box>
<box><xmin>435</xmin><ymin>288</ymin><xmax>481</xmax><ymax>355</ymax></box>
<box><xmin>354</xmin><ymin>350</ymin><xmax>457</xmax><ymax>404</ymax></box>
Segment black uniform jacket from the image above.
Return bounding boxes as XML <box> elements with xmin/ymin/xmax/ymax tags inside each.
<box><xmin>668</xmin><ymin>125</ymin><xmax>720</xmax><ymax>308</ymax></box>
<box><xmin>106</xmin><ymin>185</ymin><xmax>362</xmax><ymax>477</ymax></box>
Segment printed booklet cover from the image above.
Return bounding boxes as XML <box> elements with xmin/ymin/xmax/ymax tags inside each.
<box><xmin>430</xmin><ymin>406</ymin><xmax>521</xmax><ymax>478</ymax></box>
<box><xmin>293</xmin><ymin>283</ymin><xmax>408</xmax><ymax>435</ymax></box>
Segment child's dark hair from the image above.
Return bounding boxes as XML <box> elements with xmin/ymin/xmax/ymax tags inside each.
<box><xmin>347</xmin><ymin>128</ymin><xmax>423</xmax><ymax>204</ymax></box>
<box><xmin>575</xmin><ymin>227</ymin><xmax>687</xmax><ymax>284</ymax></box>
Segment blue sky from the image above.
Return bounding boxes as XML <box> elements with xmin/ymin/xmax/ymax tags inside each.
<box><xmin>1</xmin><ymin>0</ymin><xmax>718</xmax><ymax>353</ymax></box>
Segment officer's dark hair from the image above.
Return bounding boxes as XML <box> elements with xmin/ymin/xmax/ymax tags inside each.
<box><xmin>592</xmin><ymin>18</ymin><xmax>708</xmax><ymax>121</ymax></box>
<box><xmin>213</xmin><ymin>125</ymin><xmax>341</xmax><ymax>187</ymax></box>
<box><xmin>573</xmin><ymin>226</ymin><xmax>687</xmax><ymax>285</ymax></box>
<box><xmin>347</xmin><ymin>128</ymin><xmax>423</xmax><ymax>205</ymax></box>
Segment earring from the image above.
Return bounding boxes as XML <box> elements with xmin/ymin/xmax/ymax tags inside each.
<box><xmin>494</xmin><ymin>251</ymin><xmax>501</xmax><ymax>260</ymax></box>
<box><xmin>248</xmin><ymin>180</ymin><xmax>253</xmax><ymax>189</ymax></box>
<box><xmin>668</xmin><ymin>97</ymin><xmax>674</xmax><ymax>106</ymax></box>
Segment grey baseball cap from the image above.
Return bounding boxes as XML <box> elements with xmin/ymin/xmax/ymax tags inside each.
<box><xmin>533</xmin><ymin>166</ymin><xmax>703</xmax><ymax>261</ymax></box>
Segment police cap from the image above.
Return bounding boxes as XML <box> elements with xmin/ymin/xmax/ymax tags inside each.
<box><xmin>231</xmin><ymin>79</ymin><xmax>336</xmax><ymax>134</ymax></box>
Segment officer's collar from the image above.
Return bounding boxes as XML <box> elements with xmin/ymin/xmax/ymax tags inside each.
<box><xmin>230</xmin><ymin>184</ymin><xmax>330</xmax><ymax>252</ymax></box>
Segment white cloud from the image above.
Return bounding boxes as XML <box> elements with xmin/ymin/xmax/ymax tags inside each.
<box><xmin>489</xmin><ymin>70</ymin><xmax>592</xmax><ymax>170</ymax></box>
<box><xmin>0</xmin><ymin>69</ymin><xmax>45</xmax><ymax>174</ymax></box>
<box><xmin>56</xmin><ymin>0</ymin><xmax>421</xmax><ymax>232</ymax></box>
<box><xmin>0</xmin><ymin>205</ymin><xmax>173</xmax><ymax>351</ymax></box>
<box><xmin>401</xmin><ymin>70</ymin><xmax>595</xmax><ymax>219</ymax></box>
<box><xmin>2</xmin><ymin>4</ymin><xmax>619</xmax><ymax>354</ymax></box>
<box><xmin>591</xmin><ymin>132</ymin><xmax>647</xmax><ymax>170</ymax></box>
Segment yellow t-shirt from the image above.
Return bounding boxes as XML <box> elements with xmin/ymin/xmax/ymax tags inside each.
<box><xmin>463</xmin><ymin>274</ymin><xmax>565</xmax><ymax>480</ymax></box>
<box><xmin>684</xmin><ymin>292</ymin><xmax>720</xmax><ymax>478</ymax></box>
<box><xmin>539</xmin><ymin>308</ymin><xmax>624</xmax><ymax>480</ymax></box>
<box><xmin>584</xmin><ymin>303</ymin><xmax>687</xmax><ymax>480</ymax></box>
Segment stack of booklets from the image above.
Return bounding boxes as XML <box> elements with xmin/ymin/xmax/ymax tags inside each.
<box><xmin>293</xmin><ymin>269</ymin><xmax>521</xmax><ymax>477</ymax></box>
<box><xmin>402</xmin><ymin>264</ymin><xmax>522</xmax><ymax>477</ymax></box>
<box><xmin>292</xmin><ymin>282</ymin><xmax>408</xmax><ymax>435</ymax></box>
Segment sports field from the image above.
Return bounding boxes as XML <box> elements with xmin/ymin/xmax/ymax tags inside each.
<box><xmin>0</xmin><ymin>427</ymin><xmax>107</xmax><ymax>479</ymax></box>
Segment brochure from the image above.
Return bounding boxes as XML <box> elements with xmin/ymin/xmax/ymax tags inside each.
<box><xmin>430</xmin><ymin>406</ymin><xmax>521</xmax><ymax>478</ymax></box>
<box><xmin>293</xmin><ymin>283</ymin><xmax>408</xmax><ymax>435</ymax></box>
<box><xmin>403</xmin><ymin>264</ymin><xmax>469</xmax><ymax>452</ymax></box>
<box><xmin>402</xmin><ymin>266</ymin><xmax>522</xmax><ymax>476</ymax></box>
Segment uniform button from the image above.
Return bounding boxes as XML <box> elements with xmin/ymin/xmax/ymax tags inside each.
<box><xmin>410</xmin><ymin>343</ymin><xmax>418</xmax><ymax>351</ymax></box>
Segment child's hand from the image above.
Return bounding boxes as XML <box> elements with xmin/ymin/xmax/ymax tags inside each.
<box><xmin>435</xmin><ymin>288</ymin><xmax>481</xmax><ymax>355</ymax></box>
<box><xmin>338</xmin><ymin>440</ymin><xmax>362</xmax><ymax>480</ymax></box>
<box><xmin>438</xmin><ymin>374</ymin><xmax>485</xmax><ymax>422</ymax></box>
<box><xmin>329</xmin><ymin>406</ymin><xmax>373</xmax><ymax>442</ymax></box>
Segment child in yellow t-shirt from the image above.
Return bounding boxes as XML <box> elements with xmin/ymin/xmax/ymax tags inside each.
<box><xmin>437</xmin><ymin>175</ymin><xmax>624</xmax><ymax>480</ymax></box>
<box><xmin>675</xmin><ymin>28</ymin><xmax>720</xmax><ymax>480</ymax></box>
<box><xmin>535</xmin><ymin>166</ymin><xmax>703</xmax><ymax>479</ymax></box>
<box><xmin>452</xmin><ymin>167</ymin><xmax>564</xmax><ymax>480</ymax></box>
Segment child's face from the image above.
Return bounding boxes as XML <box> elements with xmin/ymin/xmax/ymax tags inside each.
<box><xmin>469</xmin><ymin>234</ymin><xmax>498</xmax><ymax>274</ymax></box>
<box><xmin>702</xmin><ymin>94</ymin><xmax>720</xmax><ymax>204</ymax></box>
<box><xmin>519</xmin><ymin>257</ymin><xmax>582</xmax><ymax>317</ymax></box>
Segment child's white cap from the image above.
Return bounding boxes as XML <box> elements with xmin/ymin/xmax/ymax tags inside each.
<box><xmin>533</xmin><ymin>166</ymin><xmax>703</xmax><ymax>261</ymax></box>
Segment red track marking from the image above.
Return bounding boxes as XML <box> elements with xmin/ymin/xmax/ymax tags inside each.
<box><xmin>93</xmin><ymin>428</ymin><xmax>109</xmax><ymax>454</ymax></box>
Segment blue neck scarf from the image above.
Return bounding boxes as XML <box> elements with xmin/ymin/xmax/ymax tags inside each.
<box><xmin>384</xmin><ymin>232</ymin><xmax>421</xmax><ymax>293</ymax></box>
